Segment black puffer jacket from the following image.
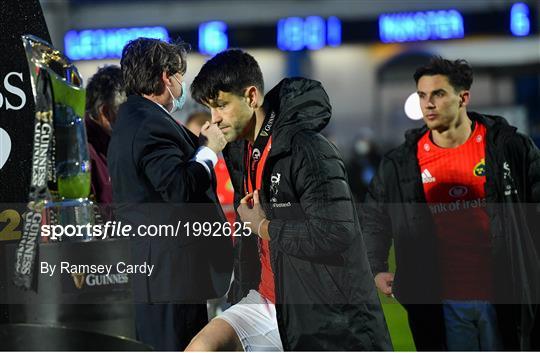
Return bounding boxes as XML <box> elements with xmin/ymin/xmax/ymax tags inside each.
<box><xmin>362</xmin><ymin>112</ymin><xmax>540</xmax><ymax>349</ymax></box>
<box><xmin>223</xmin><ymin>78</ymin><xmax>392</xmax><ymax>351</ymax></box>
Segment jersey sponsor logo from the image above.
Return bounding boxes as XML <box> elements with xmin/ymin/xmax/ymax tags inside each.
<box><xmin>473</xmin><ymin>158</ymin><xmax>485</xmax><ymax>177</ymax></box>
<box><xmin>429</xmin><ymin>197</ymin><xmax>486</xmax><ymax>215</ymax></box>
<box><xmin>449</xmin><ymin>185</ymin><xmax>468</xmax><ymax>198</ymax></box>
<box><xmin>421</xmin><ymin>169</ymin><xmax>436</xmax><ymax>183</ymax></box>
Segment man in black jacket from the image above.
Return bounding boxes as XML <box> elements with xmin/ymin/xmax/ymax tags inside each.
<box><xmin>108</xmin><ymin>38</ymin><xmax>232</xmax><ymax>350</ymax></box>
<box><xmin>362</xmin><ymin>56</ymin><xmax>540</xmax><ymax>350</ymax></box>
<box><xmin>185</xmin><ymin>49</ymin><xmax>391</xmax><ymax>351</ymax></box>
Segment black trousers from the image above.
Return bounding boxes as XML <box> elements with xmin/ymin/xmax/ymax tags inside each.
<box><xmin>403</xmin><ymin>304</ymin><xmax>446</xmax><ymax>351</ymax></box>
<box><xmin>134</xmin><ymin>303</ymin><xmax>207</xmax><ymax>351</ymax></box>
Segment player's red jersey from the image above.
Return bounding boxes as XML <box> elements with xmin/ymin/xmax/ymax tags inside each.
<box><xmin>417</xmin><ymin>122</ymin><xmax>494</xmax><ymax>300</ymax></box>
<box><xmin>244</xmin><ymin>139</ymin><xmax>276</xmax><ymax>303</ymax></box>
<box><xmin>215</xmin><ymin>157</ymin><xmax>235</xmax><ymax>225</ymax></box>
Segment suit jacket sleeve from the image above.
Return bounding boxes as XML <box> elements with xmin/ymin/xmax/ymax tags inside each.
<box><xmin>133</xmin><ymin>116</ymin><xmax>211</xmax><ymax>203</ymax></box>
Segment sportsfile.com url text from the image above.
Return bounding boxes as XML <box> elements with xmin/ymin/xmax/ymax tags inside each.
<box><xmin>40</xmin><ymin>221</ymin><xmax>253</xmax><ymax>240</ymax></box>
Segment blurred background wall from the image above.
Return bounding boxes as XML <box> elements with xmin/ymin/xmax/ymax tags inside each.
<box><xmin>39</xmin><ymin>0</ymin><xmax>540</xmax><ymax>156</ymax></box>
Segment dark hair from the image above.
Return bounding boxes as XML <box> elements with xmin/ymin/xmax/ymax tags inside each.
<box><xmin>413</xmin><ymin>56</ymin><xmax>473</xmax><ymax>92</ymax></box>
<box><xmin>191</xmin><ymin>49</ymin><xmax>264</xmax><ymax>104</ymax></box>
<box><xmin>85</xmin><ymin>65</ymin><xmax>125</xmax><ymax>119</ymax></box>
<box><xmin>121</xmin><ymin>38</ymin><xmax>189</xmax><ymax>96</ymax></box>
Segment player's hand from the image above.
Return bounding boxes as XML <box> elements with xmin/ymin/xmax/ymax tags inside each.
<box><xmin>374</xmin><ymin>272</ymin><xmax>394</xmax><ymax>297</ymax></box>
<box><xmin>200</xmin><ymin>122</ymin><xmax>227</xmax><ymax>153</ymax></box>
<box><xmin>237</xmin><ymin>190</ymin><xmax>269</xmax><ymax>240</ymax></box>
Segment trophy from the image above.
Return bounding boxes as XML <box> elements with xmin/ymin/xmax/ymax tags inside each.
<box><xmin>13</xmin><ymin>35</ymin><xmax>93</xmax><ymax>290</ymax></box>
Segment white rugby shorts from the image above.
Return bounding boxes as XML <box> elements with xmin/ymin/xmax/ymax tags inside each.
<box><xmin>216</xmin><ymin>290</ymin><xmax>283</xmax><ymax>351</ymax></box>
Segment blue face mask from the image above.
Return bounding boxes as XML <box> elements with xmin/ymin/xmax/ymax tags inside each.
<box><xmin>167</xmin><ymin>76</ymin><xmax>186</xmax><ymax>113</ymax></box>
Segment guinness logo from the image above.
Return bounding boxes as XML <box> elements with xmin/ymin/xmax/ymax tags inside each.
<box><xmin>71</xmin><ymin>273</ymin><xmax>86</xmax><ymax>289</ymax></box>
<box><xmin>259</xmin><ymin>112</ymin><xmax>275</xmax><ymax>138</ymax></box>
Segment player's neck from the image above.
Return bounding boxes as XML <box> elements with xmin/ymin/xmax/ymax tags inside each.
<box><xmin>247</xmin><ymin>107</ymin><xmax>267</xmax><ymax>144</ymax></box>
<box><xmin>431</xmin><ymin>113</ymin><xmax>472</xmax><ymax>148</ymax></box>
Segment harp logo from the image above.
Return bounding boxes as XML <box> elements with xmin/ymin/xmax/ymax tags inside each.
<box><xmin>72</xmin><ymin>273</ymin><xmax>86</xmax><ymax>289</ymax></box>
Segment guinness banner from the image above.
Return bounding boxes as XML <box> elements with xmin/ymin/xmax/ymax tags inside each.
<box><xmin>0</xmin><ymin>0</ymin><xmax>51</xmax><ymax>324</ymax></box>
<box><xmin>0</xmin><ymin>0</ymin><xmax>51</xmax><ymax>204</ymax></box>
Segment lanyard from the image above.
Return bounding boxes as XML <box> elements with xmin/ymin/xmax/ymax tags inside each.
<box><xmin>243</xmin><ymin>111</ymin><xmax>275</xmax><ymax>194</ymax></box>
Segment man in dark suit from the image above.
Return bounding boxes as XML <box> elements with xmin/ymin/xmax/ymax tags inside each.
<box><xmin>107</xmin><ymin>38</ymin><xmax>232</xmax><ymax>350</ymax></box>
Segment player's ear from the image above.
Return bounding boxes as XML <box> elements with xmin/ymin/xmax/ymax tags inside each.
<box><xmin>460</xmin><ymin>90</ymin><xmax>470</xmax><ymax>108</ymax></box>
<box><xmin>244</xmin><ymin>86</ymin><xmax>260</xmax><ymax>108</ymax></box>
